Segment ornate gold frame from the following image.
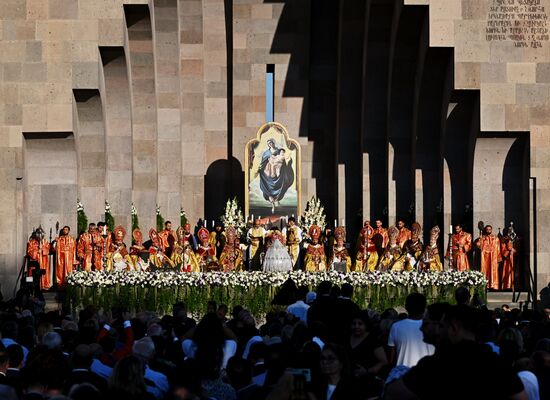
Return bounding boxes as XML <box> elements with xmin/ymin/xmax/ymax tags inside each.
<box><xmin>244</xmin><ymin>122</ymin><xmax>301</xmax><ymax>219</ymax></box>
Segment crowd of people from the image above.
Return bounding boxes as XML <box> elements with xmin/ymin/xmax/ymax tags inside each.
<box><xmin>0</xmin><ymin>280</ymin><xmax>548</xmax><ymax>400</ymax></box>
<box><xmin>26</xmin><ymin>216</ymin><xmax>519</xmax><ymax>293</ymax></box>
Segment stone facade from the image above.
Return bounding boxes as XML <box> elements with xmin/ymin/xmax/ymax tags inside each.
<box><xmin>0</xmin><ymin>0</ymin><xmax>548</xmax><ymax>298</ymax></box>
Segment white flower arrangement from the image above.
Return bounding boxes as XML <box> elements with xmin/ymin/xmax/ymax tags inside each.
<box><xmin>131</xmin><ymin>203</ymin><xmax>137</xmax><ymax>216</ymax></box>
<box><xmin>301</xmin><ymin>197</ymin><xmax>327</xmax><ymax>235</ymax></box>
<box><xmin>67</xmin><ymin>270</ymin><xmax>487</xmax><ymax>289</ymax></box>
<box><xmin>221</xmin><ymin>198</ymin><xmax>246</xmax><ymax>235</ymax></box>
<box><xmin>180</xmin><ymin>208</ymin><xmax>186</xmax><ymax>217</ymax></box>
<box><xmin>156</xmin><ymin>205</ymin><xmax>161</xmax><ymax>216</ymax></box>
<box><xmin>77</xmin><ymin>199</ymin><xmax>84</xmax><ymax>212</ymax></box>
<box><xmin>105</xmin><ymin>200</ymin><xmax>111</xmax><ymax>213</ymax></box>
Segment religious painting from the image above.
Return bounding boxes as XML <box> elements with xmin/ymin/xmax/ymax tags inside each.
<box><xmin>245</xmin><ymin>122</ymin><xmax>301</xmax><ymax>225</ymax></box>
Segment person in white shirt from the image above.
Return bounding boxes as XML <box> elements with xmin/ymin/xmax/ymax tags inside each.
<box><xmin>287</xmin><ymin>286</ymin><xmax>310</xmax><ymax>324</ymax></box>
<box><xmin>133</xmin><ymin>337</ymin><xmax>169</xmax><ymax>399</ymax></box>
<box><xmin>388</xmin><ymin>293</ymin><xmax>434</xmax><ymax>368</ymax></box>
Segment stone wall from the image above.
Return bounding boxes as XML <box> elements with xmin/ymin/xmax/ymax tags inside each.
<box><xmin>0</xmin><ymin>0</ymin><xmax>548</xmax><ymax>298</ymax></box>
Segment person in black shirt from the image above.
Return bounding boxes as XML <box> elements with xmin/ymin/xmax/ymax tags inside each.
<box><xmin>384</xmin><ymin>305</ymin><xmax>527</xmax><ymax>400</ymax></box>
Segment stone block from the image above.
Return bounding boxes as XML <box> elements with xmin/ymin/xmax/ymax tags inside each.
<box><xmin>203</xmin><ymin>33</ymin><xmax>226</xmax><ymax>51</ymax></box>
<box><xmin>36</xmin><ymin>20</ymin><xmax>73</xmax><ymax>41</ymax></box>
<box><xmin>26</xmin><ymin>0</ymin><xmax>48</xmax><ymax>20</ymax></box>
<box><xmin>251</xmin><ymin>3</ymin><xmax>272</xmax><ymax>19</ymax></box>
<box><xmin>4</xmin><ymin>104</ymin><xmax>22</xmax><ymax>125</ymax></box>
<box><xmin>233</xmin><ymin>64</ymin><xmax>251</xmax><ymax>80</ymax></box>
<box><xmin>481</xmin><ymin>83</ymin><xmax>515</xmax><ymax>105</ymax></box>
<box><xmin>180</xmin><ymin>1</ymin><xmax>202</xmax><ymax>16</ymax></box>
<box><xmin>107</xmin><ymin>152</ymin><xmax>132</xmax><ymax>171</ymax></box>
<box><xmin>80</xmin><ymin>168</ymin><xmax>105</xmax><ymax>187</ymax></box>
<box><xmin>99</xmin><ymin>18</ymin><xmax>124</xmax><ymax>45</ymax></box>
<box><xmin>0</xmin><ymin>42</ymin><xmax>25</xmax><ymax>62</ymax></box>
<box><xmin>42</xmin><ymin>42</ymin><xmax>63</xmax><ymax>62</ymax></box>
<box><xmin>430</xmin><ymin>20</ymin><xmax>455</xmax><ymax>47</ymax></box>
<box><xmin>7</xmin><ymin>128</ymin><xmax>21</xmax><ymax>149</ymax></box>
<box><xmin>47</xmin><ymin>104</ymin><xmax>72</xmax><ymax>131</ymax></box>
<box><xmin>430</xmin><ymin>0</ymin><xmax>461</xmax><ymax>19</ymax></box>
<box><xmin>454</xmin><ymin>40</ymin><xmax>489</xmax><ymax>62</ymax></box>
<box><xmin>480</xmin><ymin>62</ymin><xmax>506</xmax><ymax>83</ymax></box>
<box><xmin>536</xmin><ymin>63</ymin><xmax>550</xmax><ymax>83</ymax></box>
<box><xmin>454</xmin><ymin>20</ymin><xmax>485</xmax><ymax>42</ymax></box>
<box><xmin>504</xmin><ymin>104</ymin><xmax>530</xmax><ymax>131</ymax></box>
<box><xmin>81</xmin><ymin>152</ymin><xmax>106</xmax><ymax>169</ymax></box>
<box><xmin>490</xmin><ymin>42</ymin><xmax>524</xmax><ymax>63</ymax></box>
<box><xmin>0</xmin><ymin>149</ymin><xmax>16</xmax><ymax>168</ymax></box>
<box><xmin>480</xmin><ymin>103</ymin><xmax>505</xmax><ymax>131</ymax></box>
<box><xmin>3</xmin><ymin>63</ymin><xmax>21</xmax><ymax>82</ymax></box>
<box><xmin>22</xmin><ymin>104</ymin><xmax>47</xmax><ymax>131</ymax></box>
<box><xmin>3</xmin><ymin>20</ymin><xmax>36</xmax><ymax>41</ymax></box>
<box><xmin>133</xmin><ymin>173</ymin><xmax>158</xmax><ymax>190</ymax></box>
<box><xmin>3</xmin><ymin>0</ymin><xmax>26</xmax><ymax>19</ymax></box>
<box><xmin>516</xmin><ymin>84</ymin><xmax>549</xmax><ymax>105</ymax></box>
<box><xmin>41</xmin><ymin>185</ymin><xmax>63</xmax><ymax>213</ymax></box>
<box><xmin>22</xmin><ymin>63</ymin><xmax>47</xmax><ymax>82</ymax></box>
<box><xmin>71</xmin><ymin>61</ymin><xmax>98</xmax><ymax>88</ymax></box>
<box><xmin>461</xmin><ymin>0</ymin><xmax>489</xmax><ymax>20</ymax></box>
<box><xmin>49</xmin><ymin>0</ymin><xmax>78</xmax><ymax>19</ymax></box>
<box><xmin>25</xmin><ymin>41</ymin><xmax>42</xmax><ymax>62</ymax></box>
<box><xmin>455</xmin><ymin>62</ymin><xmax>480</xmax><ymax>89</ymax></box>
<box><xmin>78</xmin><ymin>0</ymin><xmax>123</xmax><ymax>20</ymax></box>
<box><xmin>182</xmin><ymin>59</ymin><xmax>203</xmax><ymax>76</ymax></box>
<box><xmin>507</xmin><ymin>63</ymin><xmax>536</xmax><ymax>84</ymax></box>
<box><xmin>529</xmin><ymin>105</ymin><xmax>550</xmax><ymax>125</ymax></box>
<box><xmin>72</xmin><ymin>20</ymin><xmax>99</xmax><ymax>41</ymax></box>
<box><xmin>3</xmin><ymin>84</ymin><xmax>20</xmax><ymax>104</ymax></box>
<box><xmin>233</xmin><ymin>4</ymin><xmax>251</xmax><ymax>19</ymax></box>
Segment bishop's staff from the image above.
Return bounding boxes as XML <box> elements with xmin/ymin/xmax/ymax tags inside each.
<box><xmin>476</xmin><ymin>221</ymin><xmax>485</xmax><ymax>270</ymax></box>
<box><xmin>447</xmin><ymin>225</ymin><xmax>453</xmax><ymax>270</ymax></box>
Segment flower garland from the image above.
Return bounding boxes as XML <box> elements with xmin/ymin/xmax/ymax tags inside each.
<box><xmin>301</xmin><ymin>197</ymin><xmax>327</xmax><ymax>236</ymax></box>
<box><xmin>66</xmin><ymin>270</ymin><xmax>487</xmax><ymax>316</ymax></box>
<box><xmin>221</xmin><ymin>198</ymin><xmax>245</xmax><ymax>234</ymax></box>
<box><xmin>67</xmin><ymin>270</ymin><xmax>487</xmax><ymax>289</ymax></box>
<box><xmin>156</xmin><ymin>205</ymin><xmax>164</xmax><ymax>232</ymax></box>
<box><xmin>105</xmin><ymin>200</ymin><xmax>115</xmax><ymax>232</ymax></box>
<box><xmin>77</xmin><ymin>199</ymin><xmax>88</xmax><ymax>235</ymax></box>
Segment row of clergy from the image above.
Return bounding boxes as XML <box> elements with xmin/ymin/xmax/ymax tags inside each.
<box><xmin>26</xmin><ymin>218</ymin><xmax>518</xmax><ymax>291</ymax></box>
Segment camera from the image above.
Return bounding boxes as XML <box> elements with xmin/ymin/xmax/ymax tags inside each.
<box><xmin>285</xmin><ymin>368</ymin><xmax>311</xmax><ymax>383</ymax></box>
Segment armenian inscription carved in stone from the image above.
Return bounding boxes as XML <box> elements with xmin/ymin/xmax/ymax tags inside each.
<box><xmin>486</xmin><ymin>0</ymin><xmax>549</xmax><ymax>48</ymax></box>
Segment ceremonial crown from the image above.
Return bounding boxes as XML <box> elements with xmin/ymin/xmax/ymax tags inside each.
<box><xmin>114</xmin><ymin>225</ymin><xmax>126</xmax><ymax>240</ymax></box>
<box><xmin>198</xmin><ymin>227</ymin><xmax>210</xmax><ymax>242</ymax></box>
<box><xmin>132</xmin><ymin>228</ymin><xmax>143</xmax><ymax>244</ymax></box>
<box><xmin>309</xmin><ymin>225</ymin><xmax>321</xmax><ymax>239</ymax></box>
<box><xmin>334</xmin><ymin>226</ymin><xmax>346</xmax><ymax>241</ymax></box>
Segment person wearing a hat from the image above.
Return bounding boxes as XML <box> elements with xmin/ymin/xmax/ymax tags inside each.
<box><xmin>304</xmin><ymin>225</ymin><xmax>326</xmax><ymax>272</ymax></box>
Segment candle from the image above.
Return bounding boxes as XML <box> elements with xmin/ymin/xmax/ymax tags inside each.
<box><xmin>449</xmin><ymin>225</ymin><xmax>453</xmax><ymax>234</ymax></box>
<box><xmin>334</xmin><ymin>219</ymin><xmax>337</xmax><ymax>227</ymax></box>
<box><xmin>212</xmin><ymin>220</ymin><xmax>215</xmax><ymax>228</ymax></box>
<box><xmin>103</xmin><ymin>226</ymin><xmax>106</xmax><ymax>235</ymax></box>
<box><xmin>342</xmin><ymin>219</ymin><xmax>345</xmax><ymax>227</ymax></box>
<box><xmin>251</xmin><ymin>214</ymin><xmax>254</xmax><ymax>221</ymax></box>
<box><xmin>203</xmin><ymin>220</ymin><xmax>206</xmax><ymax>227</ymax></box>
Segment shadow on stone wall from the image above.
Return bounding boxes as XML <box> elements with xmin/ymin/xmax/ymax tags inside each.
<box><xmin>204</xmin><ymin>158</ymin><xmax>244</xmax><ymax>222</ymax></box>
